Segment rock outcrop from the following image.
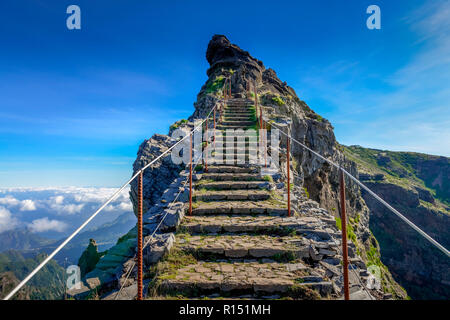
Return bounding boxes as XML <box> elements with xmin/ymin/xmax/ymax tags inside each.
<box><xmin>77</xmin><ymin>239</ymin><xmax>103</xmax><ymax>278</ymax></box>
<box><xmin>74</xmin><ymin>35</ymin><xmax>415</xmax><ymax>299</ymax></box>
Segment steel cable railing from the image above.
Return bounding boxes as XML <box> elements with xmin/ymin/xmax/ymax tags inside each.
<box><xmin>263</xmin><ymin>130</ymin><xmax>375</xmax><ymax>299</ymax></box>
<box><xmin>3</xmin><ymin>100</ymin><xmax>222</xmax><ymax>301</ymax></box>
<box><xmin>114</xmin><ymin>141</ymin><xmax>206</xmax><ymax>299</ymax></box>
<box><xmin>261</xmin><ymin>117</ymin><xmax>450</xmax><ymax>258</ymax></box>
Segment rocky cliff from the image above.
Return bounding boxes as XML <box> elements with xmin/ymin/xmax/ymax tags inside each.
<box><xmin>343</xmin><ymin>146</ymin><xmax>450</xmax><ymax>299</ymax></box>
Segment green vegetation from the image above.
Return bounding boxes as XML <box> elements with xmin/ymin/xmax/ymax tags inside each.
<box><xmin>334</xmin><ymin>217</ymin><xmax>357</xmax><ymax>242</ymax></box>
<box><xmin>205</xmin><ymin>75</ymin><xmax>225</xmax><ymax>95</ymax></box>
<box><xmin>272</xmin><ymin>96</ymin><xmax>285</xmax><ymax>106</ymax></box>
<box><xmin>343</xmin><ymin>145</ymin><xmax>449</xmax><ymax>209</ymax></box>
<box><xmin>263</xmin><ymin>175</ymin><xmax>273</xmax><ymax>182</ymax></box>
<box><xmin>170</xmin><ymin>119</ymin><xmax>188</xmax><ymax>131</ymax></box>
<box><xmin>303</xmin><ymin>187</ymin><xmax>309</xmax><ymax>198</ymax></box>
<box><xmin>0</xmin><ymin>250</ymin><xmax>65</xmax><ymax>300</ymax></box>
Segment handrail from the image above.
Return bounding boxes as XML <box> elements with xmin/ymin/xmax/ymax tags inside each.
<box><xmin>114</xmin><ymin>146</ymin><xmax>205</xmax><ymax>299</ymax></box>
<box><xmin>262</xmin><ymin>117</ymin><xmax>450</xmax><ymax>258</ymax></box>
<box><xmin>3</xmin><ymin>99</ymin><xmax>222</xmax><ymax>301</ymax></box>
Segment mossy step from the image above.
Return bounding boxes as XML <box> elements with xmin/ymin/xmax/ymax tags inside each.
<box><xmin>193</xmin><ymin>190</ymin><xmax>271</xmax><ymax>202</ymax></box>
<box><xmin>155</xmin><ymin>261</ymin><xmax>332</xmax><ymax>298</ymax></box>
<box><xmin>190</xmin><ymin>200</ymin><xmax>287</xmax><ymax>216</ymax></box>
<box><xmin>216</xmin><ymin>125</ymin><xmax>255</xmax><ymax>131</ymax></box>
<box><xmin>222</xmin><ymin>115</ymin><xmax>254</xmax><ymax>120</ymax></box>
<box><xmin>200</xmin><ymin>173</ymin><xmax>262</xmax><ymax>181</ymax></box>
<box><xmin>221</xmin><ymin>121</ymin><xmax>255</xmax><ymax>126</ymax></box>
<box><xmin>206</xmin><ymin>165</ymin><xmax>258</xmax><ymax>173</ymax></box>
<box><xmin>175</xmin><ymin>234</ymin><xmax>309</xmax><ymax>260</ymax></box>
<box><xmin>181</xmin><ymin>215</ymin><xmax>323</xmax><ymax>235</ymax></box>
<box><xmin>196</xmin><ymin>180</ymin><xmax>270</xmax><ymax>190</ymax></box>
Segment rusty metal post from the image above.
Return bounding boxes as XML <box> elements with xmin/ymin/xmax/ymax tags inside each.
<box><xmin>339</xmin><ymin>168</ymin><xmax>350</xmax><ymax>300</ymax></box>
<box><xmin>189</xmin><ymin>133</ymin><xmax>193</xmax><ymax>216</ymax></box>
<box><xmin>287</xmin><ymin>138</ymin><xmax>291</xmax><ymax>217</ymax></box>
<box><xmin>205</xmin><ymin>118</ymin><xmax>208</xmax><ymax>172</ymax></box>
<box><xmin>137</xmin><ymin>170</ymin><xmax>143</xmax><ymax>300</ymax></box>
<box><xmin>213</xmin><ymin>108</ymin><xmax>216</xmax><ymax>149</ymax></box>
<box><xmin>264</xmin><ymin>120</ymin><xmax>267</xmax><ymax>168</ymax></box>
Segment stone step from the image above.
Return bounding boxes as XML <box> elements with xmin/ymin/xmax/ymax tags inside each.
<box><xmin>190</xmin><ymin>200</ymin><xmax>287</xmax><ymax>216</ymax></box>
<box><xmin>206</xmin><ymin>166</ymin><xmax>258</xmax><ymax>173</ymax></box>
<box><xmin>200</xmin><ymin>173</ymin><xmax>262</xmax><ymax>181</ymax></box>
<box><xmin>210</xmin><ymin>147</ymin><xmax>259</xmax><ymax>153</ymax></box>
<box><xmin>223</xmin><ymin>110</ymin><xmax>254</xmax><ymax>114</ymax></box>
<box><xmin>221</xmin><ymin>121</ymin><xmax>255</xmax><ymax>126</ymax></box>
<box><xmin>156</xmin><ymin>261</ymin><xmax>333</xmax><ymax>297</ymax></box>
<box><xmin>216</xmin><ymin>125</ymin><xmax>255</xmax><ymax>130</ymax></box>
<box><xmin>193</xmin><ymin>190</ymin><xmax>271</xmax><ymax>202</ymax></box>
<box><xmin>224</xmin><ymin>108</ymin><xmax>254</xmax><ymax>113</ymax></box>
<box><xmin>221</xmin><ymin>118</ymin><xmax>254</xmax><ymax>122</ymax></box>
<box><xmin>176</xmin><ymin>234</ymin><xmax>309</xmax><ymax>260</ymax></box>
<box><xmin>209</xmin><ymin>154</ymin><xmax>258</xmax><ymax>161</ymax></box>
<box><xmin>181</xmin><ymin>215</ymin><xmax>323</xmax><ymax>235</ymax></box>
<box><xmin>196</xmin><ymin>180</ymin><xmax>270</xmax><ymax>190</ymax></box>
<box><xmin>215</xmin><ymin>134</ymin><xmax>269</xmax><ymax>141</ymax></box>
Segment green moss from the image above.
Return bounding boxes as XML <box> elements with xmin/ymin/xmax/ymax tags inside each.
<box><xmin>272</xmin><ymin>96</ymin><xmax>285</xmax><ymax>106</ymax></box>
<box><xmin>205</xmin><ymin>75</ymin><xmax>225</xmax><ymax>95</ymax></box>
<box><xmin>303</xmin><ymin>187</ymin><xmax>309</xmax><ymax>198</ymax></box>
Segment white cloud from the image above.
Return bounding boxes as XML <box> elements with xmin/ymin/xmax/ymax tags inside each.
<box><xmin>53</xmin><ymin>195</ymin><xmax>64</xmax><ymax>204</ymax></box>
<box><xmin>28</xmin><ymin>217</ymin><xmax>68</xmax><ymax>233</ymax></box>
<box><xmin>0</xmin><ymin>186</ymin><xmax>133</xmax><ymax>233</ymax></box>
<box><xmin>0</xmin><ymin>195</ymin><xmax>19</xmax><ymax>206</ymax></box>
<box><xmin>19</xmin><ymin>199</ymin><xmax>37</xmax><ymax>211</ymax></box>
<box><xmin>0</xmin><ymin>206</ymin><xmax>19</xmax><ymax>233</ymax></box>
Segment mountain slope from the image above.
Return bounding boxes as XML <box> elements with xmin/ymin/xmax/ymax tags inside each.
<box><xmin>343</xmin><ymin>145</ymin><xmax>450</xmax><ymax>299</ymax></box>
<box><xmin>0</xmin><ymin>250</ymin><xmax>65</xmax><ymax>300</ymax></box>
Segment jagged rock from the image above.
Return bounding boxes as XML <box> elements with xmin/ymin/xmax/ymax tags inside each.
<box><xmin>143</xmin><ymin>233</ymin><xmax>175</xmax><ymax>266</ymax></box>
<box><xmin>78</xmin><ymin>239</ymin><xmax>103</xmax><ymax>278</ymax></box>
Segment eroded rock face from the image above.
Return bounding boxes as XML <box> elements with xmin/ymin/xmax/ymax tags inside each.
<box><xmin>129</xmin><ymin>134</ymin><xmax>184</xmax><ymax>217</ymax></box>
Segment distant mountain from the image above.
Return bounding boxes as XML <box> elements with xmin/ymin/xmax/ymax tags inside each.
<box><xmin>343</xmin><ymin>145</ymin><xmax>450</xmax><ymax>299</ymax></box>
<box><xmin>0</xmin><ymin>250</ymin><xmax>65</xmax><ymax>300</ymax></box>
<box><xmin>0</xmin><ymin>229</ymin><xmax>56</xmax><ymax>252</ymax></box>
<box><xmin>0</xmin><ymin>211</ymin><xmax>136</xmax><ymax>265</ymax></box>
<box><xmin>0</xmin><ymin>212</ymin><xmax>136</xmax><ymax>300</ymax></box>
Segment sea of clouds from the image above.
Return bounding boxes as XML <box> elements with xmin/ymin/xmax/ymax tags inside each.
<box><xmin>0</xmin><ymin>186</ymin><xmax>133</xmax><ymax>238</ymax></box>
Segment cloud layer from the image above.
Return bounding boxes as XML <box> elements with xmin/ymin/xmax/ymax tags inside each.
<box><xmin>0</xmin><ymin>186</ymin><xmax>133</xmax><ymax>236</ymax></box>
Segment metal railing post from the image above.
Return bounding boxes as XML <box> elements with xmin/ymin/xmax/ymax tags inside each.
<box><xmin>137</xmin><ymin>170</ymin><xmax>143</xmax><ymax>300</ymax></box>
<box><xmin>213</xmin><ymin>108</ymin><xmax>216</xmax><ymax>149</ymax></box>
<box><xmin>264</xmin><ymin>120</ymin><xmax>267</xmax><ymax>168</ymax></box>
<box><xmin>339</xmin><ymin>168</ymin><xmax>350</xmax><ymax>300</ymax></box>
<box><xmin>189</xmin><ymin>133</ymin><xmax>193</xmax><ymax>216</ymax></box>
<box><xmin>205</xmin><ymin>118</ymin><xmax>208</xmax><ymax>172</ymax></box>
<box><xmin>287</xmin><ymin>138</ymin><xmax>291</xmax><ymax>217</ymax></box>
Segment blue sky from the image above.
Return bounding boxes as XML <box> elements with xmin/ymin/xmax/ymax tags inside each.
<box><xmin>0</xmin><ymin>0</ymin><xmax>448</xmax><ymax>187</ymax></box>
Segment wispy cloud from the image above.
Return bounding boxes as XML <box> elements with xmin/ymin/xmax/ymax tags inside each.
<box><xmin>0</xmin><ymin>186</ymin><xmax>134</xmax><ymax>235</ymax></box>
<box><xmin>297</xmin><ymin>1</ymin><xmax>450</xmax><ymax>156</ymax></box>
<box><xmin>27</xmin><ymin>217</ymin><xmax>68</xmax><ymax>233</ymax></box>
<box><xmin>0</xmin><ymin>206</ymin><xmax>19</xmax><ymax>233</ymax></box>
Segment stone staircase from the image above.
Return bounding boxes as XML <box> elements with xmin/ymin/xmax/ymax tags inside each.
<box><xmin>147</xmin><ymin>97</ymin><xmax>375</xmax><ymax>300</ymax></box>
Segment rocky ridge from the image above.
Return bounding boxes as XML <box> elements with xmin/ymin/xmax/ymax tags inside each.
<box><xmin>70</xmin><ymin>35</ymin><xmax>407</xmax><ymax>299</ymax></box>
